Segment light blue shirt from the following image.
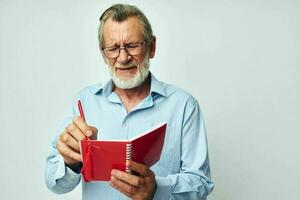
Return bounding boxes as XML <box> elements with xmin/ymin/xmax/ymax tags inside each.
<box><xmin>45</xmin><ymin>73</ymin><xmax>214</xmax><ymax>200</ymax></box>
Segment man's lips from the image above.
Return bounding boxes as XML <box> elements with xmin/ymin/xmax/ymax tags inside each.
<box><xmin>116</xmin><ymin>66</ymin><xmax>136</xmax><ymax>70</ymax></box>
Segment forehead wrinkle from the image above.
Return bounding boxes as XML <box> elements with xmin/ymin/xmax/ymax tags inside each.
<box><xmin>103</xmin><ymin>17</ymin><xmax>144</xmax><ymax>46</ymax></box>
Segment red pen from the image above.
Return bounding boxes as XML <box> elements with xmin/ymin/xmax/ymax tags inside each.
<box><xmin>77</xmin><ymin>100</ymin><xmax>89</xmax><ymax>140</ymax></box>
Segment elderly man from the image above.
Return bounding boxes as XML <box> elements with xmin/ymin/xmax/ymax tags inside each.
<box><xmin>45</xmin><ymin>4</ymin><xmax>214</xmax><ymax>200</ymax></box>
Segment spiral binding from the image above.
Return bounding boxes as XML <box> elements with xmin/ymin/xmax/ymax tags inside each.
<box><xmin>126</xmin><ymin>143</ymin><xmax>132</xmax><ymax>173</ymax></box>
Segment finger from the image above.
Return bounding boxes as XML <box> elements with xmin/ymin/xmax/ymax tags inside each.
<box><xmin>73</xmin><ymin>116</ymin><xmax>97</xmax><ymax>138</ymax></box>
<box><xmin>89</xmin><ymin>126</ymin><xmax>98</xmax><ymax>140</ymax></box>
<box><xmin>57</xmin><ymin>138</ymin><xmax>82</xmax><ymax>162</ymax></box>
<box><xmin>66</xmin><ymin>123</ymin><xmax>86</xmax><ymax>141</ymax></box>
<box><xmin>110</xmin><ymin>180</ymin><xmax>133</xmax><ymax>198</ymax></box>
<box><xmin>127</xmin><ymin>160</ymin><xmax>150</xmax><ymax>177</ymax></box>
<box><xmin>110</xmin><ymin>176</ymin><xmax>137</xmax><ymax>195</ymax></box>
<box><xmin>59</xmin><ymin>131</ymin><xmax>81</xmax><ymax>152</ymax></box>
<box><xmin>111</xmin><ymin>169</ymin><xmax>144</xmax><ymax>187</ymax></box>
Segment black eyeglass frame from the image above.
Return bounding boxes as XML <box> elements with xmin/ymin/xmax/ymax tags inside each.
<box><xmin>101</xmin><ymin>40</ymin><xmax>147</xmax><ymax>59</ymax></box>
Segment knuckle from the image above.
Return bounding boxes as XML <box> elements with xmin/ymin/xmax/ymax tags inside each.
<box><xmin>60</xmin><ymin>133</ymin><xmax>69</xmax><ymax>143</ymax></box>
<box><xmin>117</xmin><ymin>171</ymin><xmax>123</xmax><ymax>179</ymax></box>
<box><xmin>83</xmin><ymin>128</ymin><xmax>91</xmax><ymax>135</ymax></box>
<box><xmin>78</xmin><ymin>134</ymin><xmax>86</xmax><ymax>141</ymax></box>
<box><xmin>143</xmin><ymin>191</ymin><xmax>149</xmax><ymax>198</ymax></box>
<box><xmin>65</xmin><ymin>149</ymin><xmax>74</xmax><ymax>159</ymax></box>
<box><xmin>134</xmin><ymin>178</ymin><xmax>141</xmax><ymax>186</ymax></box>
<box><xmin>73</xmin><ymin>116</ymin><xmax>81</xmax><ymax>124</ymax></box>
<box><xmin>127</xmin><ymin>185</ymin><xmax>135</xmax><ymax>194</ymax></box>
<box><xmin>145</xmin><ymin>176</ymin><xmax>152</xmax><ymax>184</ymax></box>
<box><xmin>61</xmin><ymin>146</ymin><xmax>68</xmax><ymax>156</ymax></box>
<box><xmin>141</xmin><ymin>166</ymin><xmax>147</xmax><ymax>174</ymax></box>
<box><xmin>66</xmin><ymin>123</ymin><xmax>75</xmax><ymax>131</ymax></box>
<box><xmin>59</xmin><ymin>149</ymin><xmax>68</xmax><ymax>158</ymax></box>
<box><xmin>139</xmin><ymin>191</ymin><xmax>146</xmax><ymax>199</ymax></box>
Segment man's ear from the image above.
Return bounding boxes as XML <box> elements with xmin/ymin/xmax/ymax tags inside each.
<box><xmin>100</xmin><ymin>47</ymin><xmax>107</xmax><ymax>64</ymax></box>
<box><xmin>149</xmin><ymin>36</ymin><xmax>156</xmax><ymax>59</ymax></box>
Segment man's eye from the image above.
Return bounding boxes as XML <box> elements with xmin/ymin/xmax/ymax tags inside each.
<box><xmin>107</xmin><ymin>47</ymin><xmax>119</xmax><ymax>52</ymax></box>
<box><xmin>126</xmin><ymin>44</ymin><xmax>139</xmax><ymax>49</ymax></box>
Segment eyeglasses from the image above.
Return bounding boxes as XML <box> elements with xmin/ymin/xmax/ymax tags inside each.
<box><xmin>102</xmin><ymin>40</ymin><xmax>146</xmax><ymax>59</ymax></box>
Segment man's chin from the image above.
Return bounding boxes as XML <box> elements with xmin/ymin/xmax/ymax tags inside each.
<box><xmin>115</xmin><ymin>74</ymin><xmax>136</xmax><ymax>82</ymax></box>
<box><xmin>112</xmin><ymin>74</ymin><xmax>144</xmax><ymax>89</ymax></box>
<box><xmin>109</xmin><ymin>62</ymin><xmax>150</xmax><ymax>89</ymax></box>
<box><xmin>113</xmin><ymin>81</ymin><xmax>136</xmax><ymax>89</ymax></box>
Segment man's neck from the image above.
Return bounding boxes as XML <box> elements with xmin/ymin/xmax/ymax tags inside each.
<box><xmin>113</xmin><ymin>75</ymin><xmax>151</xmax><ymax>112</ymax></box>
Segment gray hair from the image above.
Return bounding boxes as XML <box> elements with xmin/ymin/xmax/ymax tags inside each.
<box><xmin>98</xmin><ymin>4</ymin><xmax>154</xmax><ymax>49</ymax></box>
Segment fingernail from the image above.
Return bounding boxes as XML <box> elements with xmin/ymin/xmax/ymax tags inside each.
<box><xmin>111</xmin><ymin>169</ymin><xmax>116</xmax><ymax>175</ymax></box>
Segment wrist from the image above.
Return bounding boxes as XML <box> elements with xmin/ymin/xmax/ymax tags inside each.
<box><xmin>65</xmin><ymin>162</ymin><xmax>82</xmax><ymax>174</ymax></box>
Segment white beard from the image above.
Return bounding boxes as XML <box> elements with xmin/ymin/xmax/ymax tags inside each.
<box><xmin>107</xmin><ymin>55</ymin><xmax>150</xmax><ymax>89</ymax></box>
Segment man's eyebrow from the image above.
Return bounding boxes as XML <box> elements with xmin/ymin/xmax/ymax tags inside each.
<box><xmin>104</xmin><ymin>41</ymin><xmax>141</xmax><ymax>48</ymax></box>
<box><xmin>124</xmin><ymin>41</ymin><xmax>143</xmax><ymax>46</ymax></box>
<box><xmin>103</xmin><ymin>43</ymin><xmax>119</xmax><ymax>48</ymax></box>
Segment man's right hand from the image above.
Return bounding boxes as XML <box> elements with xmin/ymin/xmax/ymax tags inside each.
<box><xmin>56</xmin><ymin>116</ymin><xmax>98</xmax><ymax>171</ymax></box>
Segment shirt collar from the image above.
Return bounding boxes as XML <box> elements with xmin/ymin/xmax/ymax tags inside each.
<box><xmin>150</xmin><ymin>73</ymin><xmax>167</xmax><ymax>98</ymax></box>
<box><xmin>94</xmin><ymin>72</ymin><xmax>167</xmax><ymax>98</ymax></box>
<box><xmin>94</xmin><ymin>79</ymin><xmax>113</xmax><ymax>97</ymax></box>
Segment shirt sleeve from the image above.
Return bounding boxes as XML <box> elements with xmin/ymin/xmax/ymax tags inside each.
<box><xmin>45</xmin><ymin>98</ymin><xmax>82</xmax><ymax>194</ymax></box>
<box><xmin>153</xmin><ymin>96</ymin><xmax>214</xmax><ymax>199</ymax></box>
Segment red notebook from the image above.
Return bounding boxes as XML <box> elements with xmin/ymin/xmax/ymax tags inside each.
<box><xmin>80</xmin><ymin>123</ymin><xmax>167</xmax><ymax>182</ymax></box>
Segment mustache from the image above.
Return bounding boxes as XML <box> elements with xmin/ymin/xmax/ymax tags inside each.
<box><xmin>108</xmin><ymin>52</ymin><xmax>150</xmax><ymax>70</ymax></box>
<box><xmin>113</xmin><ymin>62</ymin><xmax>138</xmax><ymax>69</ymax></box>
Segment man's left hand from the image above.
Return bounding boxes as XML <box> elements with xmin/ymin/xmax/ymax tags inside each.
<box><xmin>110</xmin><ymin>160</ymin><xmax>156</xmax><ymax>200</ymax></box>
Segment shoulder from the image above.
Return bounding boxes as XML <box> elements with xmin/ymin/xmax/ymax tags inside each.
<box><xmin>159</xmin><ymin>81</ymin><xmax>203</xmax><ymax>120</ymax></box>
<box><xmin>162</xmin><ymin>81</ymin><xmax>198</xmax><ymax>104</ymax></box>
<box><xmin>75</xmin><ymin>83</ymin><xmax>103</xmax><ymax>98</ymax></box>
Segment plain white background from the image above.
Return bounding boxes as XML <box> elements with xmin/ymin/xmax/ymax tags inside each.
<box><xmin>0</xmin><ymin>0</ymin><xmax>299</xmax><ymax>199</ymax></box>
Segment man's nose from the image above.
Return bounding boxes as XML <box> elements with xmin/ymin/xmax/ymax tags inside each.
<box><xmin>117</xmin><ymin>48</ymin><xmax>132</xmax><ymax>64</ymax></box>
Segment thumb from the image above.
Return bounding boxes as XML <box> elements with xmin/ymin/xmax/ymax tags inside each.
<box><xmin>89</xmin><ymin>126</ymin><xmax>98</xmax><ymax>140</ymax></box>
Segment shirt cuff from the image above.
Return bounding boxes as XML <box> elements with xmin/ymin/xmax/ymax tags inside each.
<box><xmin>65</xmin><ymin>166</ymin><xmax>82</xmax><ymax>180</ymax></box>
<box><xmin>153</xmin><ymin>176</ymin><xmax>172</xmax><ymax>200</ymax></box>
<box><xmin>55</xmin><ymin>155</ymin><xmax>81</xmax><ymax>184</ymax></box>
